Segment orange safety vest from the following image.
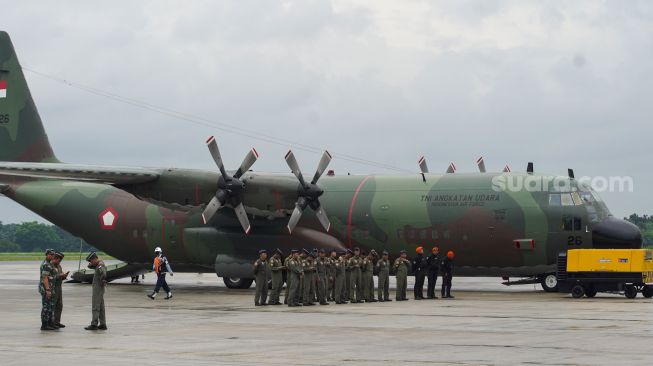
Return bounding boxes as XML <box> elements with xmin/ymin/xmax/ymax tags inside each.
<box><xmin>154</xmin><ymin>257</ymin><xmax>163</xmax><ymax>274</ymax></box>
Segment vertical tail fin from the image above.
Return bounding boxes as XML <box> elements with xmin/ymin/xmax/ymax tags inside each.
<box><xmin>0</xmin><ymin>31</ymin><xmax>58</xmax><ymax>162</ymax></box>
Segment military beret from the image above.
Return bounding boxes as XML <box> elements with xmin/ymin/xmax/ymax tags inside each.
<box><xmin>330</xmin><ymin>248</ymin><xmax>337</xmax><ymax>253</ymax></box>
<box><xmin>382</xmin><ymin>250</ymin><xmax>389</xmax><ymax>255</ymax></box>
<box><xmin>275</xmin><ymin>248</ymin><xmax>283</xmax><ymax>255</ymax></box>
<box><xmin>399</xmin><ymin>250</ymin><xmax>407</xmax><ymax>254</ymax></box>
<box><xmin>290</xmin><ymin>249</ymin><xmax>299</xmax><ymax>253</ymax></box>
<box><xmin>45</xmin><ymin>248</ymin><xmax>55</xmax><ymax>255</ymax></box>
<box><xmin>85</xmin><ymin>252</ymin><xmax>98</xmax><ymax>261</ymax></box>
<box><xmin>259</xmin><ymin>249</ymin><xmax>267</xmax><ymax>254</ymax></box>
<box><xmin>53</xmin><ymin>251</ymin><xmax>64</xmax><ymax>259</ymax></box>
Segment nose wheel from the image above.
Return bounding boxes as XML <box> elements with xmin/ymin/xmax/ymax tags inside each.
<box><xmin>541</xmin><ymin>274</ymin><xmax>559</xmax><ymax>292</ymax></box>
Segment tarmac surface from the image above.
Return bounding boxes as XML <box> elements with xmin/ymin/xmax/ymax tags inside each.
<box><xmin>0</xmin><ymin>261</ymin><xmax>651</xmax><ymax>366</ymax></box>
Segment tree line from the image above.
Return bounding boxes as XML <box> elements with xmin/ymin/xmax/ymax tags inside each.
<box><xmin>0</xmin><ymin>221</ymin><xmax>95</xmax><ymax>253</ymax></box>
<box><xmin>0</xmin><ymin>215</ymin><xmax>651</xmax><ymax>252</ymax></box>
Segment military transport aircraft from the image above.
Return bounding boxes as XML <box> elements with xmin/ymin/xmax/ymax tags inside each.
<box><xmin>0</xmin><ymin>32</ymin><xmax>642</xmax><ymax>291</ymax></box>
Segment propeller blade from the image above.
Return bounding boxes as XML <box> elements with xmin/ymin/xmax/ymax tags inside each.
<box><xmin>446</xmin><ymin>162</ymin><xmax>457</xmax><ymax>174</ymax></box>
<box><xmin>314</xmin><ymin>205</ymin><xmax>331</xmax><ymax>232</ymax></box>
<box><xmin>476</xmin><ymin>156</ymin><xmax>486</xmax><ymax>173</ymax></box>
<box><xmin>418</xmin><ymin>156</ymin><xmax>429</xmax><ymax>174</ymax></box>
<box><xmin>233</xmin><ymin>202</ymin><xmax>252</xmax><ymax>234</ymax></box>
<box><xmin>201</xmin><ymin>196</ymin><xmax>223</xmax><ymax>224</ymax></box>
<box><xmin>311</xmin><ymin>150</ymin><xmax>333</xmax><ymax>184</ymax></box>
<box><xmin>502</xmin><ymin>165</ymin><xmax>511</xmax><ymax>173</ymax></box>
<box><xmin>287</xmin><ymin>197</ymin><xmax>308</xmax><ymax>234</ymax></box>
<box><xmin>234</xmin><ymin>148</ymin><xmax>259</xmax><ymax>178</ymax></box>
<box><xmin>206</xmin><ymin>136</ymin><xmax>228</xmax><ymax>178</ymax></box>
<box><xmin>284</xmin><ymin>150</ymin><xmax>307</xmax><ymax>187</ymax></box>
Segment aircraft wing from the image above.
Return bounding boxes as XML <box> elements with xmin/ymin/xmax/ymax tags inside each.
<box><xmin>0</xmin><ymin>162</ymin><xmax>160</xmax><ymax>185</ymax></box>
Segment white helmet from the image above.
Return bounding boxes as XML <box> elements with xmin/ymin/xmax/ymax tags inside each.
<box><xmin>154</xmin><ymin>247</ymin><xmax>162</xmax><ymax>253</ymax></box>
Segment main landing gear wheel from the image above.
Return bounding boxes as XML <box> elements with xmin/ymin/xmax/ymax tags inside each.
<box><xmin>223</xmin><ymin>277</ymin><xmax>254</xmax><ymax>289</ymax></box>
<box><xmin>571</xmin><ymin>284</ymin><xmax>585</xmax><ymax>298</ymax></box>
<box><xmin>541</xmin><ymin>274</ymin><xmax>559</xmax><ymax>292</ymax></box>
<box><xmin>624</xmin><ymin>285</ymin><xmax>638</xmax><ymax>299</ymax></box>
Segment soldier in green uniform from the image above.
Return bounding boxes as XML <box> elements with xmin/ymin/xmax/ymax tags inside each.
<box><xmin>297</xmin><ymin>249</ymin><xmax>307</xmax><ymax>304</ymax></box>
<box><xmin>39</xmin><ymin>249</ymin><xmax>56</xmax><ymax>330</ymax></box>
<box><xmin>253</xmin><ymin>249</ymin><xmax>269</xmax><ymax>306</ymax></box>
<box><xmin>85</xmin><ymin>252</ymin><xmax>108</xmax><ymax>330</ymax></box>
<box><xmin>376</xmin><ymin>251</ymin><xmax>391</xmax><ymax>302</ymax></box>
<box><xmin>365</xmin><ymin>250</ymin><xmax>378</xmax><ymax>302</ymax></box>
<box><xmin>315</xmin><ymin>249</ymin><xmax>329</xmax><ymax>305</ymax></box>
<box><xmin>394</xmin><ymin>250</ymin><xmax>410</xmax><ymax>301</ymax></box>
<box><xmin>326</xmin><ymin>249</ymin><xmax>337</xmax><ymax>301</ymax></box>
<box><xmin>334</xmin><ymin>251</ymin><xmax>348</xmax><ymax>304</ymax></box>
<box><xmin>348</xmin><ymin>247</ymin><xmax>363</xmax><ymax>303</ymax></box>
<box><xmin>302</xmin><ymin>250</ymin><xmax>316</xmax><ymax>306</ymax></box>
<box><xmin>344</xmin><ymin>249</ymin><xmax>352</xmax><ymax>300</ymax></box>
<box><xmin>268</xmin><ymin>248</ymin><xmax>285</xmax><ymax>305</ymax></box>
<box><xmin>287</xmin><ymin>249</ymin><xmax>303</xmax><ymax>307</ymax></box>
<box><xmin>283</xmin><ymin>252</ymin><xmax>293</xmax><ymax>304</ymax></box>
<box><xmin>52</xmin><ymin>251</ymin><xmax>69</xmax><ymax>328</ymax></box>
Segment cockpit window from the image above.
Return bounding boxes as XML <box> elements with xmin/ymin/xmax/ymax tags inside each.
<box><xmin>561</xmin><ymin>193</ymin><xmax>574</xmax><ymax>206</ymax></box>
<box><xmin>571</xmin><ymin>192</ymin><xmax>583</xmax><ymax>205</ymax></box>
<box><xmin>549</xmin><ymin>194</ymin><xmax>561</xmax><ymax>206</ymax></box>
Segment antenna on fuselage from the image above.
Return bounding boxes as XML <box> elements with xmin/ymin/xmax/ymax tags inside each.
<box><xmin>446</xmin><ymin>162</ymin><xmax>457</xmax><ymax>174</ymax></box>
<box><xmin>568</xmin><ymin>169</ymin><xmax>575</xmax><ymax>179</ymax></box>
<box><xmin>527</xmin><ymin>162</ymin><xmax>534</xmax><ymax>175</ymax></box>
<box><xmin>502</xmin><ymin>165</ymin><xmax>511</xmax><ymax>173</ymax></box>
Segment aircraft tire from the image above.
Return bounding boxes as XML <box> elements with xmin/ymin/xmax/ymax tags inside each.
<box><xmin>223</xmin><ymin>277</ymin><xmax>254</xmax><ymax>289</ymax></box>
<box><xmin>571</xmin><ymin>284</ymin><xmax>585</xmax><ymax>298</ymax></box>
<box><xmin>540</xmin><ymin>274</ymin><xmax>559</xmax><ymax>292</ymax></box>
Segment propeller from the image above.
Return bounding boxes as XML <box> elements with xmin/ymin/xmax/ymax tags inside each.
<box><xmin>201</xmin><ymin>136</ymin><xmax>259</xmax><ymax>234</ymax></box>
<box><xmin>476</xmin><ymin>156</ymin><xmax>486</xmax><ymax>173</ymax></box>
<box><xmin>446</xmin><ymin>162</ymin><xmax>457</xmax><ymax>174</ymax></box>
<box><xmin>285</xmin><ymin>150</ymin><xmax>332</xmax><ymax>234</ymax></box>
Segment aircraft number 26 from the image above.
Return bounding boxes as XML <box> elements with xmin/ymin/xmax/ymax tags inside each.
<box><xmin>0</xmin><ymin>114</ymin><xmax>9</xmax><ymax>124</ymax></box>
<box><xmin>567</xmin><ymin>235</ymin><xmax>583</xmax><ymax>246</ymax></box>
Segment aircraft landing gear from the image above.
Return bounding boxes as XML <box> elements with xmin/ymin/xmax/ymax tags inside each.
<box><xmin>540</xmin><ymin>274</ymin><xmax>559</xmax><ymax>293</ymax></box>
<box><xmin>222</xmin><ymin>277</ymin><xmax>254</xmax><ymax>289</ymax></box>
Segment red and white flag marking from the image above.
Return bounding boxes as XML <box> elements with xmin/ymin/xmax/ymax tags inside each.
<box><xmin>0</xmin><ymin>80</ymin><xmax>6</xmax><ymax>98</ymax></box>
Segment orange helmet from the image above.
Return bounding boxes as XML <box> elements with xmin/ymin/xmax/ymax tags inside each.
<box><xmin>416</xmin><ymin>246</ymin><xmax>424</xmax><ymax>254</ymax></box>
<box><xmin>447</xmin><ymin>250</ymin><xmax>454</xmax><ymax>259</ymax></box>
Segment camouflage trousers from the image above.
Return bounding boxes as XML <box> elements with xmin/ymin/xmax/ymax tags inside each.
<box><xmin>53</xmin><ymin>286</ymin><xmax>63</xmax><ymax>324</ymax></box>
<box><xmin>40</xmin><ymin>292</ymin><xmax>54</xmax><ymax>324</ymax></box>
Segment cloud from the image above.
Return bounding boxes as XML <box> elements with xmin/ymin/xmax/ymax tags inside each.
<box><xmin>1</xmin><ymin>0</ymin><xmax>652</xmax><ymax>222</ymax></box>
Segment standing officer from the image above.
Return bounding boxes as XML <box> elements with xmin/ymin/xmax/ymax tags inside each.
<box><xmin>52</xmin><ymin>252</ymin><xmax>69</xmax><ymax>328</ymax></box>
<box><xmin>412</xmin><ymin>246</ymin><xmax>427</xmax><ymax>300</ymax></box>
<box><xmin>287</xmin><ymin>249</ymin><xmax>303</xmax><ymax>307</ymax></box>
<box><xmin>315</xmin><ymin>249</ymin><xmax>329</xmax><ymax>305</ymax></box>
<box><xmin>347</xmin><ymin>247</ymin><xmax>363</xmax><ymax>303</ymax></box>
<box><xmin>394</xmin><ymin>250</ymin><xmax>410</xmax><ymax>301</ymax></box>
<box><xmin>253</xmin><ymin>249</ymin><xmax>269</xmax><ymax>306</ymax></box>
<box><xmin>326</xmin><ymin>249</ymin><xmax>337</xmax><ymax>301</ymax></box>
<box><xmin>283</xmin><ymin>251</ymin><xmax>293</xmax><ymax>304</ymax></box>
<box><xmin>85</xmin><ymin>252</ymin><xmax>107</xmax><ymax>331</ymax></box>
<box><xmin>39</xmin><ymin>249</ymin><xmax>56</xmax><ymax>330</ymax></box>
<box><xmin>334</xmin><ymin>251</ymin><xmax>348</xmax><ymax>304</ymax></box>
<box><xmin>441</xmin><ymin>250</ymin><xmax>455</xmax><ymax>298</ymax></box>
<box><xmin>426</xmin><ymin>246</ymin><xmax>441</xmax><ymax>299</ymax></box>
<box><xmin>147</xmin><ymin>247</ymin><xmax>174</xmax><ymax>300</ymax></box>
<box><xmin>344</xmin><ymin>249</ymin><xmax>352</xmax><ymax>300</ymax></box>
<box><xmin>376</xmin><ymin>251</ymin><xmax>391</xmax><ymax>302</ymax></box>
<box><xmin>362</xmin><ymin>251</ymin><xmax>377</xmax><ymax>302</ymax></box>
<box><xmin>302</xmin><ymin>249</ymin><xmax>316</xmax><ymax>306</ymax></box>
<box><xmin>268</xmin><ymin>249</ymin><xmax>285</xmax><ymax>305</ymax></box>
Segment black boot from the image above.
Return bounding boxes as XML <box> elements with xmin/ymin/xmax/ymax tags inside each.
<box><xmin>41</xmin><ymin>322</ymin><xmax>56</xmax><ymax>331</ymax></box>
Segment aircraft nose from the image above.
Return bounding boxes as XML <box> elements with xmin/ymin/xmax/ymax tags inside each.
<box><xmin>592</xmin><ymin>217</ymin><xmax>642</xmax><ymax>249</ymax></box>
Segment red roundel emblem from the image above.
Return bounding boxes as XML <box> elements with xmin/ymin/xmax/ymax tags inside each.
<box><xmin>99</xmin><ymin>207</ymin><xmax>119</xmax><ymax>230</ymax></box>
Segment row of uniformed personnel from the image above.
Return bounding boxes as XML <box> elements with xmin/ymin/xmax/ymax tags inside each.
<box><xmin>253</xmin><ymin>246</ymin><xmax>455</xmax><ymax>307</ymax></box>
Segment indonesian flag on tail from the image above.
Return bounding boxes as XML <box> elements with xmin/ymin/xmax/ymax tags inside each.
<box><xmin>0</xmin><ymin>80</ymin><xmax>6</xmax><ymax>98</ymax></box>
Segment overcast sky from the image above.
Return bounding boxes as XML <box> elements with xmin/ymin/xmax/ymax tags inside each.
<box><xmin>1</xmin><ymin>0</ymin><xmax>652</xmax><ymax>223</ymax></box>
